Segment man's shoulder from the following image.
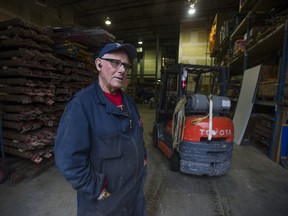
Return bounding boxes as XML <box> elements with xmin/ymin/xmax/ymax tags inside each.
<box><xmin>73</xmin><ymin>82</ymin><xmax>98</xmax><ymax>98</ymax></box>
<box><xmin>69</xmin><ymin>82</ymin><xmax>100</xmax><ymax>103</ymax></box>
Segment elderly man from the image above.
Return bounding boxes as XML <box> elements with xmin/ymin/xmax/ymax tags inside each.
<box><xmin>54</xmin><ymin>43</ymin><xmax>147</xmax><ymax>216</ymax></box>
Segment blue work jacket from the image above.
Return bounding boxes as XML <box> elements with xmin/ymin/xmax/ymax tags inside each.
<box><xmin>54</xmin><ymin>80</ymin><xmax>147</xmax><ymax>216</ymax></box>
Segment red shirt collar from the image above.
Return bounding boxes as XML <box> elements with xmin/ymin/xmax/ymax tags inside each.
<box><xmin>103</xmin><ymin>91</ymin><xmax>123</xmax><ymax>106</ymax></box>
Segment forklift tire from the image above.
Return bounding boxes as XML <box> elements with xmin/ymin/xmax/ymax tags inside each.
<box><xmin>0</xmin><ymin>165</ymin><xmax>9</xmax><ymax>184</ymax></box>
<box><xmin>152</xmin><ymin>125</ymin><xmax>160</xmax><ymax>148</ymax></box>
<box><xmin>170</xmin><ymin>151</ymin><xmax>180</xmax><ymax>172</ymax></box>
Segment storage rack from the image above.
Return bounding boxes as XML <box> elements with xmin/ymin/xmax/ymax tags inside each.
<box><xmin>210</xmin><ymin>0</ymin><xmax>288</xmax><ymax>162</ymax></box>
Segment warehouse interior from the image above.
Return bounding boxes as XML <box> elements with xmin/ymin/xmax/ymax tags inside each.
<box><xmin>0</xmin><ymin>0</ymin><xmax>288</xmax><ymax>215</ymax></box>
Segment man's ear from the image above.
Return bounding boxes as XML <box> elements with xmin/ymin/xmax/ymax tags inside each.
<box><xmin>95</xmin><ymin>58</ymin><xmax>102</xmax><ymax>71</ymax></box>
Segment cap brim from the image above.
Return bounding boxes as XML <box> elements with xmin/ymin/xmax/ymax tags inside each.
<box><xmin>98</xmin><ymin>43</ymin><xmax>137</xmax><ymax>59</ymax></box>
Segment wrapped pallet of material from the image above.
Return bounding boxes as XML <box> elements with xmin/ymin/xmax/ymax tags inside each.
<box><xmin>49</xmin><ymin>26</ymin><xmax>114</xmax><ymax>97</ymax></box>
<box><xmin>0</xmin><ymin>18</ymin><xmax>66</xmax><ymax>182</ymax></box>
<box><xmin>0</xmin><ymin>18</ymin><xmax>63</xmax><ymax>160</ymax></box>
<box><xmin>0</xmin><ymin>18</ymin><xmax>115</xmax><ymax>182</ymax></box>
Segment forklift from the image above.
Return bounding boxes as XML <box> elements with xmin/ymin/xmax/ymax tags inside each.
<box><xmin>153</xmin><ymin>64</ymin><xmax>234</xmax><ymax>176</ymax></box>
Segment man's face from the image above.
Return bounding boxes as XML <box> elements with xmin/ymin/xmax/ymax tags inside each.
<box><xmin>96</xmin><ymin>50</ymin><xmax>130</xmax><ymax>94</ymax></box>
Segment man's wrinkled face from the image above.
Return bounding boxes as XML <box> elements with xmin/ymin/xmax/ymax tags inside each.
<box><xmin>96</xmin><ymin>50</ymin><xmax>130</xmax><ymax>94</ymax></box>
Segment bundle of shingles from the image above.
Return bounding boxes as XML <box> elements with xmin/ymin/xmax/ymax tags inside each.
<box><xmin>0</xmin><ymin>18</ymin><xmax>69</xmax><ymax>181</ymax></box>
<box><xmin>50</xmin><ymin>26</ymin><xmax>115</xmax><ymax>56</ymax></box>
<box><xmin>0</xmin><ymin>18</ymin><xmax>114</xmax><ymax>182</ymax></box>
<box><xmin>49</xmin><ymin>26</ymin><xmax>114</xmax><ymax>98</ymax></box>
<box><xmin>53</xmin><ymin>55</ymin><xmax>96</xmax><ymax>99</ymax></box>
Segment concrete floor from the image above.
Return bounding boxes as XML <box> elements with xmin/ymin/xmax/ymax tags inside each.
<box><xmin>0</xmin><ymin>104</ymin><xmax>288</xmax><ymax>216</ymax></box>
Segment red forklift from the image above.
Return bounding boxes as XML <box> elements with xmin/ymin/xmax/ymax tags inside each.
<box><xmin>153</xmin><ymin>64</ymin><xmax>234</xmax><ymax>176</ymax></box>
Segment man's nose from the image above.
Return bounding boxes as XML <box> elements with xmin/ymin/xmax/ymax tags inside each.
<box><xmin>119</xmin><ymin>64</ymin><xmax>127</xmax><ymax>72</ymax></box>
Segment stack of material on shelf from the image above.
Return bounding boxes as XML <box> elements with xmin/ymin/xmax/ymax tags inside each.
<box><xmin>50</xmin><ymin>26</ymin><xmax>115</xmax><ymax>60</ymax></box>
<box><xmin>256</xmin><ymin>8</ymin><xmax>288</xmax><ymax>42</ymax></box>
<box><xmin>0</xmin><ymin>18</ymin><xmax>65</xmax><ymax>182</ymax></box>
<box><xmin>232</xmin><ymin>39</ymin><xmax>246</xmax><ymax>57</ymax></box>
<box><xmin>0</xmin><ymin>18</ymin><xmax>114</xmax><ymax>183</ymax></box>
<box><xmin>54</xmin><ymin>57</ymin><xmax>96</xmax><ymax>99</ymax></box>
<box><xmin>257</xmin><ymin>65</ymin><xmax>288</xmax><ymax>100</ymax></box>
<box><xmin>54</xmin><ymin>41</ymin><xmax>94</xmax><ymax>63</ymax></box>
<box><xmin>257</xmin><ymin>81</ymin><xmax>288</xmax><ymax>100</ymax></box>
<box><xmin>257</xmin><ymin>80</ymin><xmax>279</xmax><ymax>99</ymax></box>
<box><xmin>254</xmin><ymin>114</ymin><xmax>273</xmax><ymax>149</ymax></box>
<box><xmin>50</xmin><ymin>27</ymin><xmax>101</xmax><ymax>99</ymax></box>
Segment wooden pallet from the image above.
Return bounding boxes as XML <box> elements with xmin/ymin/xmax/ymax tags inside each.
<box><xmin>4</xmin><ymin>154</ymin><xmax>55</xmax><ymax>183</ymax></box>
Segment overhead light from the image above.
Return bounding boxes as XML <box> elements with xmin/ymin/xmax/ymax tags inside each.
<box><xmin>138</xmin><ymin>39</ymin><xmax>143</xmax><ymax>45</ymax></box>
<box><xmin>188</xmin><ymin>4</ymin><xmax>196</xmax><ymax>14</ymax></box>
<box><xmin>105</xmin><ymin>17</ymin><xmax>111</xmax><ymax>25</ymax></box>
<box><xmin>187</xmin><ymin>0</ymin><xmax>197</xmax><ymax>15</ymax></box>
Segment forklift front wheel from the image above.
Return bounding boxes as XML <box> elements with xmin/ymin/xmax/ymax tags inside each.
<box><xmin>170</xmin><ymin>151</ymin><xmax>180</xmax><ymax>172</ymax></box>
<box><xmin>152</xmin><ymin>125</ymin><xmax>160</xmax><ymax>148</ymax></box>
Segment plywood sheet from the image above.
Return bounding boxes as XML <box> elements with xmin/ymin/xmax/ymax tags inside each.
<box><xmin>233</xmin><ymin>65</ymin><xmax>261</xmax><ymax>145</ymax></box>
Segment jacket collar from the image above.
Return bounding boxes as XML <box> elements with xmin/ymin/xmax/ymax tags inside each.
<box><xmin>94</xmin><ymin>80</ymin><xmax>128</xmax><ymax>116</ymax></box>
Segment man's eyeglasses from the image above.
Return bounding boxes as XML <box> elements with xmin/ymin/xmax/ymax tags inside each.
<box><xmin>100</xmin><ymin>58</ymin><xmax>132</xmax><ymax>71</ymax></box>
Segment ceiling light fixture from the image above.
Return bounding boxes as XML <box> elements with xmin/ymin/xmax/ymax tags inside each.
<box><xmin>188</xmin><ymin>4</ymin><xmax>196</xmax><ymax>14</ymax></box>
<box><xmin>105</xmin><ymin>17</ymin><xmax>111</xmax><ymax>25</ymax></box>
<box><xmin>187</xmin><ymin>0</ymin><xmax>197</xmax><ymax>15</ymax></box>
<box><xmin>138</xmin><ymin>39</ymin><xmax>143</xmax><ymax>45</ymax></box>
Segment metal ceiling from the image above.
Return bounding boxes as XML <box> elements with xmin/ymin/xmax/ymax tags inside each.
<box><xmin>47</xmin><ymin>0</ymin><xmax>239</xmax><ymax>58</ymax></box>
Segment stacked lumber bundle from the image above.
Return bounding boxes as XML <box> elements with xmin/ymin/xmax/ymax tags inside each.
<box><xmin>54</xmin><ymin>57</ymin><xmax>96</xmax><ymax>98</ymax></box>
<box><xmin>0</xmin><ymin>18</ymin><xmax>115</xmax><ymax>183</ymax></box>
<box><xmin>0</xmin><ymin>18</ymin><xmax>64</xmax><ymax>169</ymax></box>
<box><xmin>49</xmin><ymin>27</ymin><xmax>107</xmax><ymax>100</ymax></box>
<box><xmin>50</xmin><ymin>26</ymin><xmax>115</xmax><ymax>57</ymax></box>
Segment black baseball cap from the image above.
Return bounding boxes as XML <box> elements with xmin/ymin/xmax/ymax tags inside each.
<box><xmin>98</xmin><ymin>43</ymin><xmax>137</xmax><ymax>59</ymax></box>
